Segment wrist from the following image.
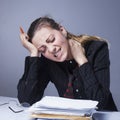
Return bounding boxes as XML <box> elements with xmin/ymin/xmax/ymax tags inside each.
<box><xmin>30</xmin><ymin>52</ymin><xmax>39</xmax><ymax>57</ymax></box>
<box><xmin>77</xmin><ymin>58</ymin><xmax>88</xmax><ymax>67</ymax></box>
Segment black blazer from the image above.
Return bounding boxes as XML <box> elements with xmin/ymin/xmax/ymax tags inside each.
<box><xmin>17</xmin><ymin>40</ymin><xmax>117</xmax><ymax>111</ymax></box>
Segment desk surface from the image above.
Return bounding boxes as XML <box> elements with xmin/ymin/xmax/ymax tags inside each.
<box><xmin>0</xmin><ymin>96</ymin><xmax>120</xmax><ymax>120</ymax></box>
<box><xmin>0</xmin><ymin>96</ymin><xmax>31</xmax><ymax>120</ymax></box>
<box><xmin>92</xmin><ymin>111</ymin><xmax>120</xmax><ymax>120</ymax></box>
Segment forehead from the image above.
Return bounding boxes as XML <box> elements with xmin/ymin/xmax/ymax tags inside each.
<box><xmin>32</xmin><ymin>27</ymin><xmax>53</xmax><ymax>45</ymax></box>
<box><xmin>35</xmin><ymin>27</ymin><xmax>52</xmax><ymax>40</ymax></box>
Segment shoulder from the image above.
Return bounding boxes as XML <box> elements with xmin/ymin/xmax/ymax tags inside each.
<box><xmin>84</xmin><ymin>40</ymin><xmax>109</xmax><ymax>54</ymax></box>
<box><xmin>84</xmin><ymin>40</ymin><xmax>108</xmax><ymax>50</ymax></box>
<box><xmin>84</xmin><ymin>40</ymin><xmax>110</xmax><ymax>66</ymax></box>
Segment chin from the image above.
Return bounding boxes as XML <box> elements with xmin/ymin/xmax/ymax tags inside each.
<box><xmin>57</xmin><ymin>53</ymin><xmax>68</xmax><ymax>62</ymax></box>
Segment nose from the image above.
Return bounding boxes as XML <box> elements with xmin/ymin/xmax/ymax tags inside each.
<box><xmin>48</xmin><ymin>45</ymin><xmax>56</xmax><ymax>53</ymax></box>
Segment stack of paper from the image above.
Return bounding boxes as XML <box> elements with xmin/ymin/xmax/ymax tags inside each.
<box><xmin>27</xmin><ymin>96</ymin><xmax>98</xmax><ymax>117</ymax></box>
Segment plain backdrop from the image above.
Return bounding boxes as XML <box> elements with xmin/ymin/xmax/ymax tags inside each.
<box><xmin>0</xmin><ymin>0</ymin><xmax>120</xmax><ymax>110</ymax></box>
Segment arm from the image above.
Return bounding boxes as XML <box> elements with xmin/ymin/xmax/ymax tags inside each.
<box><xmin>17</xmin><ymin>27</ymin><xmax>50</xmax><ymax>105</ymax></box>
<box><xmin>17</xmin><ymin>56</ymin><xmax>50</xmax><ymax>105</ymax></box>
<box><xmin>73</xmin><ymin>41</ymin><xmax>114</xmax><ymax>110</ymax></box>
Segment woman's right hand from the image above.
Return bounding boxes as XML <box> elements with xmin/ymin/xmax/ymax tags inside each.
<box><xmin>19</xmin><ymin>27</ymin><xmax>39</xmax><ymax>57</ymax></box>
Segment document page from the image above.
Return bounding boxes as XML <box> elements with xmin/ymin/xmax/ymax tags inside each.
<box><xmin>27</xmin><ymin>96</ymin><xmax>98</xmax><ymax>116</ymax></box>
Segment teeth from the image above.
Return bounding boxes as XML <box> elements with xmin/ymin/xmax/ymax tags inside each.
<box><xmin>54</xmin><ymin>48</ymin><xmax>61</xmax><ymax>58</ymax></box>
<box><xmin>54</xmin><ymin>54</ymin><xmax>57</xmax><ymax>57</ymax></box>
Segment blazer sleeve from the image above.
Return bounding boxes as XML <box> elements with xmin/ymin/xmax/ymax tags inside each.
<box><xmin>17</xmin><ymin>56</ymin><xmax>50</xmax><ymax>105</ymax></box>
<box><xmin>73</xmin><ymin>41</ymin><xmax>113</xmax><ymax>110</ymax></box>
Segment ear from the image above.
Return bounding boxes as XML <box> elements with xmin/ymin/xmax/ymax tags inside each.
<box><xmin>59</xmin><ymin>26</ymin><xmax>67</xmax><ymax>37</ymax></box>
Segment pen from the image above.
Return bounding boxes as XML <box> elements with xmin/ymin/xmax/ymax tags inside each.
<box><xmin>8</xmin><ymin>106</ymin><xmax>24</xmax><ymax>113</ymax></box>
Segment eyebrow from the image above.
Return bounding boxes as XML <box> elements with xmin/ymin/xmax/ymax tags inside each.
<box><xmin>46</xmin><ymin>34</ymin><xmax>54</xmax><ymax>43</ymax></box>
<box><xmin>37</xmin><ymin>33</ymin><xmax>53</xmax><ymax>49</ymax></box>
<box><xmin>46</xmin><ymin>34</ymin><xmax>53</xmax><ymax>41</ymax></box>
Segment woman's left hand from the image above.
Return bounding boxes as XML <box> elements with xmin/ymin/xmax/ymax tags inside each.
<box><xmin>69</xmin><ymin>39</ymin><xmax>88</xmax><ymax>66</ymax></box>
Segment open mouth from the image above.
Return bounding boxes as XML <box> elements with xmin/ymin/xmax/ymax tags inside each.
<box><xmin>54</xmin><ymin>48</ymin><xmax>61</xmax><ymax>58</ymax></box>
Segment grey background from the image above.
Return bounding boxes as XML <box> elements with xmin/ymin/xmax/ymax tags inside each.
<box><xmin>0</xmin><ymin>0</ymin><xmax>120</xmax><ymax>110</ymax></box>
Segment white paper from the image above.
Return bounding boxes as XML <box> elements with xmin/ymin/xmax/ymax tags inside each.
<box><xmin>27</xmin><ymin>96</ymin><xmax>98</xmax><ymax>116</ymax></box>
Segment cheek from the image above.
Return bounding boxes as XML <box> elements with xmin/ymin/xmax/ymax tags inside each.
<box><xmin>61</xmin><ymin>40</ymin><xmax>69</xmax><ymax>51</ymax></box>
<box><xmin>58</xmin><ymin>40</ymin><xmax>68</xmax><ymax>51</ymax></box>
<box><xmin>56</xmin><ymin>34</ymin><xmax>67</xmax><ymax>45</ymax></box>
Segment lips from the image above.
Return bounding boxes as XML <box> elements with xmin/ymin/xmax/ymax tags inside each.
<box><xmin>54</xmin><ymin>48</ymin><xmax>61</xmax><ymax>58</ymax></box>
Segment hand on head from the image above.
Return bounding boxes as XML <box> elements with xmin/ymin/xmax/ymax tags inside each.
<box><xmin>19</xmin><ymin>27</ymin><xmax>39</xmax><ymax>57</ymax></box>
<box><xmin>69</xmin><ymin>39</ymin><xmax>88</xmax><ymax>66</ymax></box>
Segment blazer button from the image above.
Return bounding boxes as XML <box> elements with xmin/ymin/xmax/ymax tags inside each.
<box><xmin>76</xmin><ymin>89</ymin><xmax>79</xmax><ymax>92</ymax></box>
<box><xmin>75</xmin><ymin>78</ymin><xmax>78</xmax><ymax>81</ymax></box>
<box><xmin>79</xmin><ymin>96</ymin><xmax>82</xmax><ymax>98</ymax></box>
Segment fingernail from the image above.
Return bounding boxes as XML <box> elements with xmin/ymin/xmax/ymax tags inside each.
<box><xmin>20</xmin><ymin>27</ymin><xmax>24</xmax><ymax>33</ymax></box>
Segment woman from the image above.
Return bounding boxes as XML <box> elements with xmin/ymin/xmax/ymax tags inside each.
<box><xmin>17</xmin><ymin>16</ymin><xmax>117</xmax><ymax>111</ymax></box>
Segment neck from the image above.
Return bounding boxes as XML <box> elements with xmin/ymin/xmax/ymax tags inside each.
<box><xmin>66</xmin><ymin>50</ymin><xmax>73</xmax><ymax>61</ymax></box>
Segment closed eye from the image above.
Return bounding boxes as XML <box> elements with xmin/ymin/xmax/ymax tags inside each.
<box><xmin>46</xmin><ymin>36</ymin><xmax>55</xmax><ymax>43</ymax></box>
<box><xmin>51</xmin><ymin>38</ymin><xmax>55</xmax><ymax>42</ymax></box>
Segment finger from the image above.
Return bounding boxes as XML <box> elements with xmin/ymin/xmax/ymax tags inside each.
<box><xmin>73</xmin><ymin>40</ymin><xmax>81</xmax><ymax>44</ymax></box>
<box><xmin>19</xmin><ymin>28</ymin><xmax>29</xmax><ymax>41</ymax></box>
<box><xmin>20</xmin><ymin>34</ymin><xmax>28</xmax><ymax>43</ymax></box>
<box><xmin>19</xmin><ymin>26</ymin><xmax>24</xmax><ymax>34</ymax></box>
<box><xmin>74</xmin><ymin>41</ymin><xmax>82</xmax><ymax>48</ymax></box>
<box><xmin>25</xmin><ymin>34</ymin><xmax>29</xmax><ymax>40</ymax></box>
<box><xmin>68</xmin><ymin>39</ymin><xmax>74</xmax><ymax>45</ymax></box>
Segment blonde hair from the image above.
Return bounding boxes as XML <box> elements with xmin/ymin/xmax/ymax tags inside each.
<box><xmin>67</xmin><ymin>32</ymin><xmax>106</xmax><ymax>46</ymax></box>
<box><xmin>28</xmin><ymin>16</ymin><xmax>108</xmax><ymax>46</ymax></box>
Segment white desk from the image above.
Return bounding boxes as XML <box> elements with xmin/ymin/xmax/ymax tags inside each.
<box><xmin>0</xmin><ymin>96</ymin><xmax>32</xmax><ymax>120</ymax></box>
<box><xmin>92</xmin><ymin>111</ymin><xmax>120</xmax><ymax>120</ymax></box>
<box><xmin>0</xmin><ymin>96</ymin><xmax>120</xmax><ymax>120</ymax></box>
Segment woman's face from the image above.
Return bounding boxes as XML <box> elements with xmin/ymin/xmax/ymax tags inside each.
<box><xmin>32</xmin><ymin>26</ymin><xmax>72</xmax><ymax>62</ymax></box>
